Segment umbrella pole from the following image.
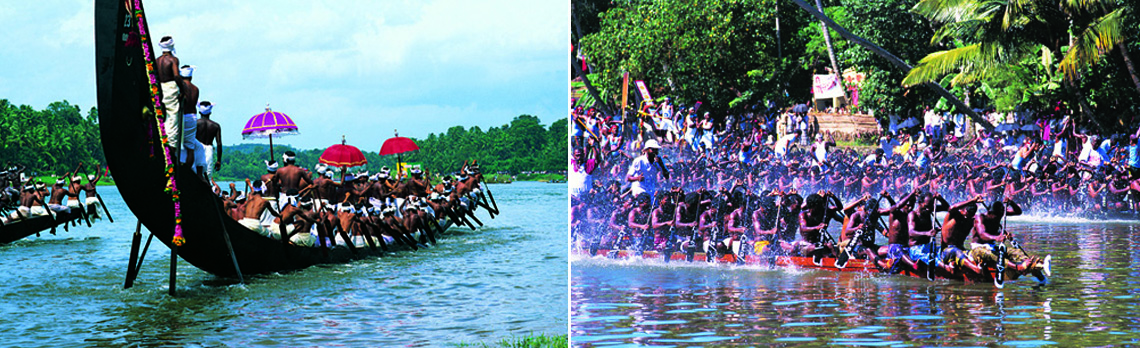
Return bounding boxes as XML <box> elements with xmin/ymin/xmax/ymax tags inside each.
<box><xmin>397</xmin><ymin>153</ymin><xmax>403</xmax><ymax>181</ymax></box>
<box><xmin>269</xmin><ymin>134</ymin><xmax>275</xmax><ymax>161</ymax></box>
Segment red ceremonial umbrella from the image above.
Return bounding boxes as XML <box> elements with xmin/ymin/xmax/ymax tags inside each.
<box><xmin>320</xmin><ymin>136</ymin><xmax>367</xmax><ymax>182</ymax></box>
<box><xmin>380</xmin><ymin>130</ymin><xmax>419</xmax><ymax>180</ymax></box>
<box><xmin>242</xmin><ymin>105</ymin><xmax>299</xmax><ymax>160</ymax></box>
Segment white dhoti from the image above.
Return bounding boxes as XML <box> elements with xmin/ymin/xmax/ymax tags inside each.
<box><xmin>289</xmin><ymin>224</ymin><xmax>316</xmax><ymax>246</ymax></box>
<box><xmin>9</xmin><ymin>207</ymin><xmax>30</xmax><ymax>220</ymax></box>
<box><xmin>178</xmin><ymin>114</ymin><xmax>205</xmax><ymax>168</ymax></box>
<box><xmin>47</xmin><ymin>204</ymin><xmax>70</xmax><ymax>214</ymax></box>
<box><xmin>240</xmin><ymin>218</ymin><xmax>271</xmax><ymax>237</ymax></box>
<box><xmin>85</xmin><ymin>196</ymin><xmax>101</xmax><ymax>220</ymax></box>
<box><xmin>29</xmin><ymin>206</ymin><xmax>49</xmax><ymax>217</ymax></box>
<box><xmin>202</xmin><ymin>144</ymin><xmax>215</xmax><ymax>177</ymax></box>
<box><xmin>66</xmin><ymin>199</ymin><xmax>81</xmax><ymax>210</ymax></box>
<box><xmin>160</xmin><ymin>81</ymin><xmax>181</xmax><ymax>147</ymax></box>
<box><xmin>266</xmin><ymin>223</ymin><xmax>297</xmax><ymax>242</ymax></box>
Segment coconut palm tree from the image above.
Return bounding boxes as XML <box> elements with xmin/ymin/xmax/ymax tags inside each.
<box><xmin>901</xmin><ymin>0</ymin><xmax>1136</xmax><ymax>123</ymax></box>
<box><xmin>789</xmin><ymin>0</ymin><xmax>993</xmax><ymax>130</ymax></box>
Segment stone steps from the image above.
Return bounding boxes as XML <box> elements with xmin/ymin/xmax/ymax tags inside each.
<box><xmin>812</xmin><ymin>113</ymin><xmax>880</xmax><ymax>134</ymax></box>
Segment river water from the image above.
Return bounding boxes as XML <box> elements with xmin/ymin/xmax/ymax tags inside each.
<box><xmin>0</xmin><ymin>181</ymin><xmax>567</xmax><ymax>347</ymax></box>
<box><xmin>571</xmin><ymin>216</ymin><xmax>1140</xmax><ymax>347</ymax></box>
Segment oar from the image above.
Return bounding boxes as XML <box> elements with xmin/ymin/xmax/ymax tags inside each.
<box><xmin>353</xmin><ymin>219</ymin><xmax>379</xmax><ymax>252</ymax></box>
<box><xmin>94</xmin><ymin>192</ymin><xmax>113</xmax><ymax>222</ymax></box>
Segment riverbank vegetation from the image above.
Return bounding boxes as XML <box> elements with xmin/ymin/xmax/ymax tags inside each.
<box><xmin>0</xmin><ymin>100</ymin><xmax>104</xmax><ymax>177</ymax></box>
<box><xmin>573</xmin><ymin>0</ymin><xmax>1139</xmax><ymax>132</ymax></box>
<box><xmin>214</xmin><ymin>115</ymin><xmax>566</xmax><ymax>181</ymax></box>
<box><xmin>0</xmin><ymin>101</ymin><xmax>566</xmax><ymax>183</ymax></box>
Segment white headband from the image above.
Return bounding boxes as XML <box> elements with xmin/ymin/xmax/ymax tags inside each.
<box><xmin>71</xmin><ymin>176</ymin><xmax>82</xmax><ymax>182</ymax></box>
<box><xmin>159</xmin><ymin>37</ymin><xmax>175</xmax><ymax>53</ymax></box>
<box><xmin>179</xmin><ymin>65</ymin><xmax>194</xmax><ymax>77</ymax></box>
<box><xmin>198</xmin><ymin>103</ymin><xmax>212</xmax><ymax>115</ymax></box>
<box><xmin>324</xmin><ymin>171</ymin><xmax>334</xmax><ymax>178</ymax></box>
<box><xmin>87</xmin><ymin>174</ymin><xmax>96</xmax><ymax>181</ymax></box>
<box><xmin>266</xmin><ymin>161</ymin><xmax>278</xmax><ymax>172</ymax></box>
<box><xmin>282</xmin><ymin>154</ymin><xmax>295</xmax><ymax>162</ymax></box>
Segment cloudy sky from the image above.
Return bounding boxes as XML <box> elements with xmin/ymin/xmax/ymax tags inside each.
<box><xmin>0</xmin><ymin>0</ymin><xmax>568</xmax><ymax>150</ymax></box>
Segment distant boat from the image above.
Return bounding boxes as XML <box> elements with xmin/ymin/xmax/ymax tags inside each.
<box><xmin>0</xmin><ymin>210</ymin><xmax>88</xmax><ymax>244</ymax></box>
<box><xmin>95</xmin><ymin>0</ymin><xmax>466</xmax><ymax>277</ymax></box>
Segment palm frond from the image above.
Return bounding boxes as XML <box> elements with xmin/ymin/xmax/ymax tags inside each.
<box><xmin>1058</xmin><ymin>8</ymin><xmax>1126</xmax><ymax>80</ymax></box>
<box><xmin>913</xmin><ymin>0</ymin><xmax>977</xmax><ymax>24</ymax></box>
<box><xmin>904</xmin><ymin>43</ymin><xmax>990</xmax><ymax>86</ymax></box>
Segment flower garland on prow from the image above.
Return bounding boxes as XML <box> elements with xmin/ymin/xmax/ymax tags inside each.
<box><xmin>132</xmin><ymin>0</ymin><xmax>184</xmax><ymax>246</ymax></box>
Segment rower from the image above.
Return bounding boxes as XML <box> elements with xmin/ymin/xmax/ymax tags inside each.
<box><xmin>260</xmin><ymin>161</ymin><xmax>281</xmax><ymax>210</ymax></box>
<box><xmin>65</xmin><ymin>173</ymin><xmax>90</xmax><ymax>226</ymax></box>
<box><xmin>81</xmin><ymin>165</ymin><xmax>105</xmax><ymax>220</ymax></box>
<box><xmin>276</xmin><ymin>197</ymin><xmax>320</xmax><ymax>247</ymax></box>
<box><xmin>939</xmin><ymin>195</ymin><xmax>985</xmax><ymax>276</ymax></box>
<box><xmin>970</xmin><ymin>197</ymin><xmax>1047</xmax><ymax>287</ymax></box>
<box><xmin>796</xmin><ymin>192</ymin><xmax>841</xmax><ymax>262</ymax></box>
<box><xmin>47</xmin><ymin>178</ymin><xmax>73</xmax><ymax>226</ymax></box>
<box><xmin>650</xmin><ymin>192</ymin><xmax>676</xmax><ymax>252</ymax></box>
<box><xmin>907</xmin><ymin>192</ymin><xmax>947</xmax><ymax>280</ymax></box>
<box><xmin>239</xmin><ymin>179</ymin><xmax>280</xmax><ymax>238</ymax></box>
<box><xmin>626</xmin><ymin>194</ymin><xmax>652</xmax><ymax>250</ymax></box>
<box><xmin>276</xmin><ymin>151</ymin><xmax>313</xmax><ymax>203</ymax></box>
<box><xmin>312</xmin><ymin>169</ymin><xmax>339</xmax><ymax>209</ymax></box>
<box><xmin>837</xmin><ymin>195</ymin><xmax>882</xmax><ymax>266</ymax></box>
<box><xmin>876</xmin><ymin>188</ymin><xmax>919</xmax><ymax>273</ymax></box>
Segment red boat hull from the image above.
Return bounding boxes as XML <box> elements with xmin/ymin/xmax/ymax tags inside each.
<box><xmin>578</xmin><ymin>249</ymin><xmax>1039</xmax><ymax>286</ymax></box>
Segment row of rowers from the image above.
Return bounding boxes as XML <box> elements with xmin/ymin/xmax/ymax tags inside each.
<box><xmin>2</xmin><ymin>164</ymin><xmax>107</xmax><ymax>228</ymax></box>
<box><xmin>207</xmin><ymin>153</ymin><xmax>498</xmax><ymax>249</ymax></box>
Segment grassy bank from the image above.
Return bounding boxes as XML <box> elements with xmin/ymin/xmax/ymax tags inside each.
<box><xmin>28</xmin><ymin>175</ymin><xmax>116</xmax><ymax>187</ymax></box>
<box><xmin>454</xmin><ymin>333</ymin><xmax>568</xmax><ymax>348</ymax></box>
<box><xmin>515</xmin><ymin>173</ymin><xmax>566</xmax><ymax>182</ymax></box>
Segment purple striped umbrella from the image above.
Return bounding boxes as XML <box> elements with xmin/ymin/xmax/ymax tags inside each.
<box><xmin>242</xmin><ymin>105</ymin><xmax>299</xmax><ymax>160</ymax></box>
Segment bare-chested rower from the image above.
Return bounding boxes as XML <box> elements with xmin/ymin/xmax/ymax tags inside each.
<box><xmin>939</xmin><ymin>194</ymin><xmax>985</xmax><ymax>275</ymax></box>
<box><xmin>81</xmin><ymin>165</ymin><xmax>105</xmax><ymax>220</ymax></box>
<box><xmin>277</xmin><ymin>197</ymin><xmax>321</xmax><ymax>247</ymax></box>
<box><xmin>877</xmin><ymin>188</ymin><xmax>919</xmax><ymax>272</ymax></box>
<box><xmin>238</xmin><ymin>179</ymin><xmax>279</xmax><ymax>237</ymax></box>
<box><xmin>260</xmin><ymin>161</ymin><xmax>281</xmax><ymax>210</ymax></box>
<box><xmin>276</xmin><ymin>151</ymin><xmax>313</xmax><ymax>200</ymax></box>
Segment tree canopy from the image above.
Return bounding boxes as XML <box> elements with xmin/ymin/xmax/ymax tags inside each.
<box><xmin>211</xmin><ymin>115</ymin><xmax>567</xmax><ymax>181</ymax></box>
<box><xmin>575</xmin><ymin>0</ymin><xmax>1140</xmax><ymax>131</ymax></box>
<box><xmin>0</xmin><ymin>99</ymin><xmax>105</xmax><ymax>176</ymax></box>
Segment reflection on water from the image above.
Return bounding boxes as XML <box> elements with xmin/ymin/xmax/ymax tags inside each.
<box><xmin>572</xmin><ymin>220</ymin><xmax>1140</xmax><ymax>347</ymax></box>
<box><xmin>0</xmin><ymin>182</ymin><xmax>566</xmax><ymax>347</ymax></box>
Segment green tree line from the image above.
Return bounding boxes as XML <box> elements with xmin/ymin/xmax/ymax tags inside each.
<box><xmin>0</xmin><ymin>101</ymin><xmax>565</xmax><ymax>182</ymax></box>
<box><xmin>212</xmin><ymin>115</ymin><xmax>568</xmax><ymax>181</ymax></box>
<box><xmin>574</xmin><ymin>0</ymin><xmax>1140</xmax><ymax>131</ymax></box>
<box><xmin>0</xmin><ymin>100</ymin><xmax>105</xmax><ymax>176</ymax></box>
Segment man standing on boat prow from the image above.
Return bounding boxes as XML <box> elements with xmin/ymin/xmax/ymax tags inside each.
<box><xmin>155</xmin><ymin>36</ymin><xmax>182</xmax><ymax>152</ymax></box>
<box><xmin>178</xmin><ymin>65</ymin><xmax>203</xmax><ymax>178</ymax></box>
<box><xmin>196</xmin><ymin>101</ymin><xmax>222</xmax><ymax>180</ymax></box>
<box><xmin>276</xmin><ymin>151</ymin><xmax>312</xmax><ymax>202</ymax></box>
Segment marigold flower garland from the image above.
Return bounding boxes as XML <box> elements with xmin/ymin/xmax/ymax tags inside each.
<box><xmin>132</xmin><ymin>0</ymin><xmax>184</xmax><ymax>246</ymax></box>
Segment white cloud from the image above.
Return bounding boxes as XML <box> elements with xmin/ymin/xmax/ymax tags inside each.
<box><xmin>1</xmin><ymin>0</ymin><xmax>569</xmax><ymax>151</ymax></box>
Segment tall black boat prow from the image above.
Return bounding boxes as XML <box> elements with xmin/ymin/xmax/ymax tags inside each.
<box><xmin>94</xmin><ymin>0</ymin><xmax>463</xmax><ymax>278</ymax></box>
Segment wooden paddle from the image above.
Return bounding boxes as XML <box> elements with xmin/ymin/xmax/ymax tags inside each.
<box><xmin>96</xmin><ymin>193</ymin><xmax>114</xmax><ymax>223</ymax></box>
